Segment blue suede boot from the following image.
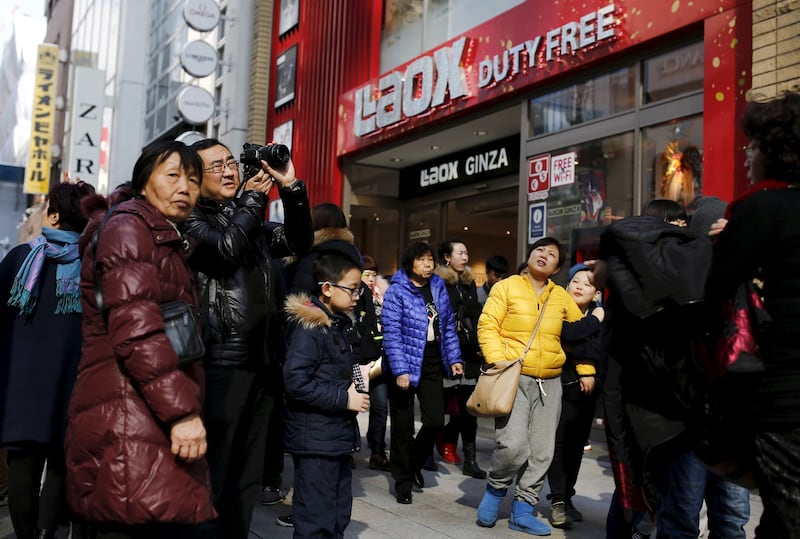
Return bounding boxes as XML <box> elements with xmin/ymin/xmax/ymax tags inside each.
<box><xmin>509</xmin><ymin>499</ymin><xmax>551</xmax><ymax>536</ymax></box>
<box><xmin>476</xmin><ymin>485</ymin><xmax>506</xmax><ymax>527</ymax></box>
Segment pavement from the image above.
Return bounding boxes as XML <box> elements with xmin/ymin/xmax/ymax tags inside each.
<box><xmin>0</xmin><ymin>415</ymin><xmax>763</xmax><ymax>538</ymax></box>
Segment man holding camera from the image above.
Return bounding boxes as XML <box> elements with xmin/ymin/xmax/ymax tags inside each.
<box><xmin>181</xmin><ymin>139</ymin><xmax>313</xmax><ymax>539</ymax></box>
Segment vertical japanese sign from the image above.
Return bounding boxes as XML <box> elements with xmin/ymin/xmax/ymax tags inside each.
<box><xmin>24</xmin><ymin>44</ymin><xmax>59</xmax><ymax>195</ymax></box>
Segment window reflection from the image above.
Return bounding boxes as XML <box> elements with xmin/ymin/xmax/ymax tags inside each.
<box><xmin>536</xmin><ymin>133</ymin><xmax>634</xmax><ymax>259</ymax></box>
<box><xmin>641</xmin><ymin>115</ymin><xmax>703</xmax><ymax>208</ymax></box>
<box><xmin>529</xmin><ymin>67</ymin><xmax>635</xmax><ymax>136</ymax></box>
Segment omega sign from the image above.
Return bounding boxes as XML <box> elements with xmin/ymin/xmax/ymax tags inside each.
<box><xmin>353</xmin><ymin>4</ymin><xmax>617</xmax><ymax>139</ymax></box>
<box><xmin>399</xmin><ymin>136</ymin><xmax>520</xmax><ymax>198</ymax></box>
<box><xmin>183</xmin><ymin>0</ymin><xmax>221</xmax><ymax>32</ymax></box>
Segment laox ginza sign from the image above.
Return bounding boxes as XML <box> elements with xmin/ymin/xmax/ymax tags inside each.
<box><xmin>354</xmin><ymin>4</ymin><xmax>617</xmax><ymax>138</ymax></box>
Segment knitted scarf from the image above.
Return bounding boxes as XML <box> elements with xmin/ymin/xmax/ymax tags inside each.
<box><xmin>7</xmin><ymin>227</ymin><xmax>82</xmax><ymax>315</ymax></box>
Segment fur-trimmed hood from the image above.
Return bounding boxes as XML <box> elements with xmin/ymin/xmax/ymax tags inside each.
<box><xmin>435</xmin><ymin>263</ymin><xmax>475</xmax><ymax>286</ymax></box>
<box><xmin>313</xmin><ymin>227</ymin><xmax>354</xmax><ymax>247</ymax></box>
<box><xmin>285</xmin><ymin>293</ymin><xmax>332</xmax><ymax>330</ymax></box>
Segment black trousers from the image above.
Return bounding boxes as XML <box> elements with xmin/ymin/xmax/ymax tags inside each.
<box><xmin>442</xmin><ymin>383</ymin><xmax>478</xmax><ymax>445</ymax></box>
<box><xmin>92</xmin><ymin>522</ymin><xmax>197</xmax><ymax>539</ymax></box>
<box><xmin>753</xmin><ymin>428</ymin><xmax>800</xmax><ymax>539</ymax></box>
<box><xmin>292</xmin><ymin>454</ymin><xmax>352</xmax><ymax>539</ymax></box>
<box><xmin>201</xmin><ymin>365</ymin><xmax>271</xmax><ymax>539</ymax></box>
<box><xmin>388</xmin><ymin>357</ymin><xmax>444</xmax><ymax>493</ymax></box>
<box><xmin>547</xmin><ymin>390</ymin><xmax>596</xmax><ymax>502</ymax></box>
<box><xmin>261</xmin><ymin>392</ymin><xmax>285</xmax><ymax>488</ymax></box>
<box><xmin>7</xmin><ymin>443</ymin><xmax>66</xmax><ymax>539</ymax></box>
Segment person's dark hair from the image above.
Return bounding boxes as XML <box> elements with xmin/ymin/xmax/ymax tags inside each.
<box><xmin>361</xmin><ymin>255</ymin><xmax>378</xmax><ymax>273</ymax></box>
<box><xmin>131</xmin><ymin>139</ymin><xmax>203</xmax><ymax>194</ymax></box>
<box><xmin>312</xmin><ymin>252</ymin><xmax>361</xmax><ymax>295</ymax></box>
<box><xmin>47</xmin><ymin>181</ymin><xmax>96</xmax><ymax>232</ymax></box>
<box><xmin>485</xmin><ymin>255</ymin><xmax>509</xmax><ymax>276</ymax></box>
<box><xmin>189</xmin><ymin>137</ymin><xmax>229</xmax><ymax>153</ymax></box>
<box><xmin>312</xmin><ymin>203</ymin><xmax>348</xmax><ymax>230</ymax></box>
<box><xmin>644</xmin><ymin>199</ymin><xmax>687</xmax><ymax>223</ymax></box>
<box><xmin>526</xmin><ymin>237</ymin><xmax>564</xmax><ymax>267</ymax></box>
<box><xmin>437</xmin><ymin>238</ymin><xmax>466</xmax><ymax>265</ymax></box>
<box><xmin>400</xmin><ymin>241</ymin><xmax>433</xmax><ymax>273</ymax></box>
<box><xmin>741</xmin><ymin>90</ymin><xmax>800</xmax><ymax>182</ymax></box>
<box><xmin>517</xmin><ymin>262</ymin><xmax>528</xmax><ymax>275</ymax></box>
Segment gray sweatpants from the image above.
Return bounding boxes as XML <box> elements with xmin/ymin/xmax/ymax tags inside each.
<box><xmin>487</xmin><ymin>375</ymin><xmax>562</xmax><ymax>506</ymax></box>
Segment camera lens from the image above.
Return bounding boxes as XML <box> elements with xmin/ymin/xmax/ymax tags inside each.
<box><xmin>266</xmin><ymin>144</ymin><xmax>290</xmax><ymax>167</ymax></box>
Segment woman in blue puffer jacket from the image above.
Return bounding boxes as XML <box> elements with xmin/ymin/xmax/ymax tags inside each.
<box><xmin>382</xmin><ymin>241</ymin><xmax>463</xmax><ymax>505</ymax></box>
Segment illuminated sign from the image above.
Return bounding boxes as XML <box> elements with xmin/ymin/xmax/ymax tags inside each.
<box><xmin>24</xmin><ymin>44</ymin><xmax>59</xmax><ymax>195</ymax></box>
<box><xmin>400</xmin><ymin>136</ymin><xmax>519</xmax><ymax>198</ymax></box>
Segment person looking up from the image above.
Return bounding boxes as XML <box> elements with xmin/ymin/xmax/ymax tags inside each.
<box><xmin>476</xmin><ymin>237</ymin><xmax>583</xmax><ymax>536</ymax></box>
<box><xmin>180</xmin><ymin>138</ymin><xmax>313</xmax><ymax>539</ymax></box>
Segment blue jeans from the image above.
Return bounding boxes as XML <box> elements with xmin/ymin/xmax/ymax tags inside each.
<box><xmin>656</xmin><ymin>450</ymin><xmax>749</xmax><ymax>539</ymax></box>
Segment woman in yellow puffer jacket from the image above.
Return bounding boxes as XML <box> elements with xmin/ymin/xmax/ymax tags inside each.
<box><xmin>475</xmin><ymin>237</ymin><xmax>583</xmax><ymax>536</ymax></box>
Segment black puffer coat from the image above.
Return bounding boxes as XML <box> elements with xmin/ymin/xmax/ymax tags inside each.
<box><xmin>435</xmin><ymin>264</ymin><xmax>482</xmax><ymax>378</ymax></box>
<box><xmin>283</xmin><ymin>294</ymin><xmax>360</xmax><ymax>456</ymax></box>
<box><xmin>180</xmin><ymin>186</ymin><xmax>312</xmax><ymax>367</ymax></box>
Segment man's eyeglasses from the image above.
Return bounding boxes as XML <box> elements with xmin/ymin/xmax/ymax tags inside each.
<box><xmin>319</xmin><ymin>281</ymin><xmax>364</xmax><ymax>298</ymax></box>
<box><xmin>204</xmin><ymin>160</ymin><xmax>239</xmax><ymax>174</ymax></box>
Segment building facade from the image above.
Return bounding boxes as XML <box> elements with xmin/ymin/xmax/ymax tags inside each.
<box><xmin>267</xmin><ymin>0</ymin><xmax>779</xmax><ymax>281</ymax></box>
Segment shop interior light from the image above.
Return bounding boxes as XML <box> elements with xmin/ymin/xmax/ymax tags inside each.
<box><xmin>473</xmin><ymin>130</ymin><xmax>487</xmax><ymax>136</ymax></box>
<box><xmin>389</xmin><ymin>157</ymin><xmax>403</xmax><ymax>163</ymax></box>
<box><xmin>463</xmin><ymin>225</ymin><xmax>469</xmax><ymax>231</ymax></box>
<box><xmin>428</xmin><ymin>144</ymin><xmax>440</xmax><ymax>150</ymax></box>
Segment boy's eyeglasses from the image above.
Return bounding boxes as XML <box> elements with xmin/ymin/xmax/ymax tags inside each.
<box><xmin>319</xmin><ymin>282</ymin><xmax>364</xmax><ymax>298</ymax></box>
<box><xmin>204</xmin><ymin>160</ymin><xmax>240</xmax><ymax>174</ymax></box>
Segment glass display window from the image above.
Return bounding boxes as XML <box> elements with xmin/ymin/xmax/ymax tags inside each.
<box><xmin>528</xmin><ymin>66</ymin><xmax>636</xmax><ymax>137</ymax></box>
<box><xmin>641</xmin><ymin>114</ymin><xmax>703</xmax><ymax>208</ymax></box>
<box><xmin>533</xmin><ymin>132</ymin><xmax>634</xmax><ymax>267</ymax></box>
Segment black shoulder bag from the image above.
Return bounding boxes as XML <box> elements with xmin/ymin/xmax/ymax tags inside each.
<box><xmin>91</xmin><ymin>206</ymin><xmax>205</xmax><ymax>368</ymax></box>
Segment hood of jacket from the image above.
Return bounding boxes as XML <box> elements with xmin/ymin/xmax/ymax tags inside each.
<box><xmin>606</xmin><ymin>215</ymin><xmax>712</xmax><ymax>318</ymax></box>
<box><xmin>313</xmin><ymin>227</ymin><xmax>355</xmax><ymax>247</ymax></box>
<box><xmin>435</xmin><ymin>264</ymin><xmax>475</xmax><ymax>286</ymax></box>
<box><xmin>285</xmin><ymin>292</ymin><xmax>333</xmax><ymax>330</ymax></box>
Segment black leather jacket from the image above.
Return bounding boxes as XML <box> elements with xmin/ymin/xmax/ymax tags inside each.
<box><xmin>181</xmin><ymin>183</ymin><xmax>312</xmax><ymax>367</ymax></box>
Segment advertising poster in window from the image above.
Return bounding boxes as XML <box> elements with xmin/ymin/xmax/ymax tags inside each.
<box><xmin>529</xmin><ymin>202</ymin><xmax>547</xmax><ymax>243</ymax></box>
<box><xmin>279</xmin><ymin>0</ymin><xmax>299</xmax><ymax>36</ymax></box>
<box><xmin>275</xmin><ymin>45</ymin><xmax>297</xmax><ymax>108</ymax></box>
<box><xmin>272</xmin><ymin>120</ymin><xmax>294</xmax><ymax>151</ymax></box>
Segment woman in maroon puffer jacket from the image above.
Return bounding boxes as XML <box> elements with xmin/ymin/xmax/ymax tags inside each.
<box><xmin>65</xmin><ymin>140</ymin><xmax>216</xmax><ymax>538</ymax></box>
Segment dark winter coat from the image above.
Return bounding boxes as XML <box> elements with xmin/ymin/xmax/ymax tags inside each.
<box><xmin>66</xmin><ymin>198</ymin><xmax>216</xmax><ymax>524</ymax></box>
<box><xmin>599</xmin><ymin>215</ymin><xmax>711</xmax><ymax>513</ymax></box>
<box><xmin>0</xmin><ymin>244</ymin><xmax>82</xmax><ymax>446</ymax></box>
<box><xmin>434</xmin><ymin>264</ymin><xmax>482</xmax><ymax>379</ymax></box>
<box><xmin>604</xmin><ymin>216</ymin><xmax>712</xmax><ymax>319</ymax></box>
<box><xmin>382</xmin><ymin>269</ymin><xmax>462</xmax><ymax>387</ymax></box>
<box><xmin>180</xmin><ymin>185</ymin><xmax>312</xmax><ymax>367</ymax></box>
<box><xmin>560</xmin><ymin>312</ymin><xmax>604</xmax><ymax>401</ymax></box>
<box><xmin>289</xmin><ymin>227</ymin><xmax>362</xmax><ymax>295</ymax></box>
<box><xmin>708</xmin><ymin>183</ymin><xmax>800</xmax><ymax>429</ymax></box>
<box><xmin>283</xmin><ymin>294</ymin><xmax>360</xmax><ymax>456</ymax></box>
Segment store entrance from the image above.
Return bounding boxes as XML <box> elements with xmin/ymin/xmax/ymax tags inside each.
<box><xmin>400</xmin><ymin>185</ymin><xmax>518</xmax><ymax>285</ymax></box>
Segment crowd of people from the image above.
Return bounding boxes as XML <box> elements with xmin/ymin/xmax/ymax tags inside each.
<box><xmin>0</xmin><ymin>89</ymin><xmax>798</xmax><ymax>539</ymax></box>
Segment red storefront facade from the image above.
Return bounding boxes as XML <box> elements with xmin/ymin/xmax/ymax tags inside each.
<box><xmin>269</xmin><ymin>0</ymin><xmax>752</xmax><ymax>275</ymax></box>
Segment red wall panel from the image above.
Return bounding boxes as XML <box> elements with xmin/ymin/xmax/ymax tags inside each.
<box><xmin>268</xmin><ymin>0</ymin><xmax>382</xmax><ymax>208</ymax></box>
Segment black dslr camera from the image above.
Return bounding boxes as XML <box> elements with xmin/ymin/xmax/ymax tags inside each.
<box><xmin>240</xmin><ymin>142</ymin><xmax>291</xmax><ymax>180</ymax></box>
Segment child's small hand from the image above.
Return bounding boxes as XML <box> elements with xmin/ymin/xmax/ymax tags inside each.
<box><xmin>347</xmin><ymin>383</ymin><xmax>370</xmax><ymax>412</ymax></box>
<box><xmin>591</xmin><ymin>306</ymin><xmax>605</xmax><ymax>322</ymax></box>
